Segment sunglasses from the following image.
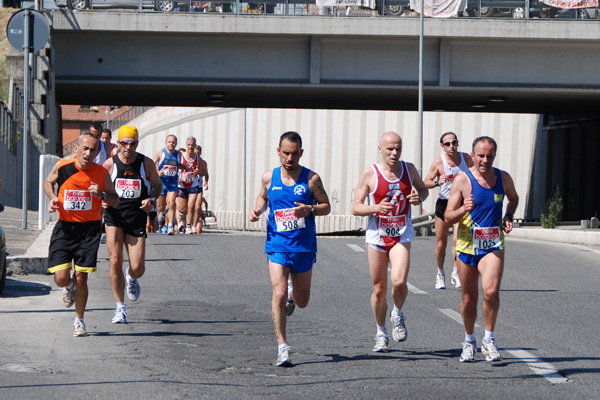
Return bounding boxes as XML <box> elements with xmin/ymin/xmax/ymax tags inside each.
<box><xmin>118</xmin><ymin>140</ymin><xmax>138</xmax><ymax>147</ymax></box>
<box><xmin>443</xmin><ymin>139</ymin><xmax>459</xmax><ymax>147</ymax></box>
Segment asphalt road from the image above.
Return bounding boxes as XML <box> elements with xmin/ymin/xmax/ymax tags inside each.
<box><xmin>1</xmin><ymin>232</ymin><xmax>599</xmax><ymax>399</ymax></box>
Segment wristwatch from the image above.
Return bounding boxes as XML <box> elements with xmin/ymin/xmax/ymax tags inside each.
<box><xmin>101</xmin><ymin>192</ymin><xmax>107</xmax><ymax>201</ymax></box>
<box><xmin>310</xmin><ymin>206</ymin><xmax>316</xmax><ymax>216</ymax></box>
<box><xmin>149</xmin><ymin>197</ymin><xmax>156</xmax><ymax>206</ymax></box>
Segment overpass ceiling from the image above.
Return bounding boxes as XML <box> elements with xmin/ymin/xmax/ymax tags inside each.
<box><xmin>51</xmin><ymin>12</ymin><xmax>600</xmax><ymax>114</ymax></box>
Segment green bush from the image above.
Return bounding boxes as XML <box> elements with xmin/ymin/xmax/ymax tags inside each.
<box><xmin>540</xmin><ymin>186</ymin><xmax>562</xmax><ymax>229</ymax></box>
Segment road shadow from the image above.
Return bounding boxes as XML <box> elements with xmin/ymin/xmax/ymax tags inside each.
<box><xmin>0</xmin><ymin>279</ymin><xmax>52</xmax><ymax>298</ymax></box>
<box><xmin>92</xmin><ymin>331</ymin><xmax>231</xmax><ymax>338</ymax></box>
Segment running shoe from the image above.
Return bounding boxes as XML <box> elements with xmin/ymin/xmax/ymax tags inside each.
<box><xmin>285</xmin><ymin>299</ymin><xmax>296</xmax><ymax>317</ymax></box>
<box><xmin>460</xmin><ymin>340</ymin><xmax>476</xmax><ymax>362</ymax></box>
<box><xmin>191</xmin><ymin>226</ymin><xmax>198</xmax><ymax>234</ymax></box>
<box><xmin>373</xmin><ymin>333</ymin><xmax>389</xmax><ymax>353</ymax></box>
<box><xmin>186</xmin><ymin>225</ymin><xmax>193</xmax><ymax>234</ymax></box>
<box><xmin>435</xmin><ymin>273</ymin><xmax>446</xmax><ymax>289</ymax></box>
<box><xmin>125</xmin><ymin>267</ymin><xmax>141</xmax><ymax>301</ymax></box>
<box><xmin>390</xmin><ymin>314</ymin><xmax>407</xmax><ymax>342</ymax></box>
<box><xmin>451</xmin><ymin>271</ymin><xmax>462</xmax><ymax>289</ymax></box>
<box><xmin>167</xmin><ymin>226</ymin><xmax>174</xmax><ymax>235</ymax></box>
<box><xmin>111</xmin><ymin>307</ymin><xmax>127</xmax><ymax>324</ymax></box>
<box><xmin>63</xmin><ymin>285</ymin><xmax>76</xmax><ymax>308</ymax></box>
<box><xmin>73</xmin><ymin>319</ymin><xmax>87</xmax><ymax>337</ymax></box>
<box><xmin>481</xmin><ymin>338</ymin><xmax>502</xmax><ymax>362</ymax></box>
<box><xmin>178</xmin><ymin>222</ymin><xmax>186</xmax><ymax>234</ymax></box>
<box><xmin>276</xmin><ymin>345</ymin><xmax>293</xmax><ymax>367</ymax></box>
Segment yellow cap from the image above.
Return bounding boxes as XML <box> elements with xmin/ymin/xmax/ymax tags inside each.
<box><xmin>118</xmin><ymin>126</ymin><xmax>139</xmax><ymax>141</ymax></box>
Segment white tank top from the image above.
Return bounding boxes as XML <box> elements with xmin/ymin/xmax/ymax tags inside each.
<box><xmin>439</xmin><ymin>153</ymin><xmax>469</xmax><ymax>200</ymax></box>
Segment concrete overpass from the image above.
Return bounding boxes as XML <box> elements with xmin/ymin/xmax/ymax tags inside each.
<box><xmin>48</xmin><ymin>11</ymin><xmax>600</xmax><ymax>114</ymax></box>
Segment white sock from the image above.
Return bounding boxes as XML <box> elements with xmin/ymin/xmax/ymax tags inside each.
<box><xmin>376</xmin><ymin>325</ymin><xmax>387</xmax><ymax>336</ymax></box>
<box><xmin>116</xmin><ymin>302</ymin><xmax>125</xmax><ymax>310</ymax></box>
<box><xmin>483</xmin><ymin>330</ymin><xmax>494</xmax><ymax>341</ymax></box>
<box><xmin>278</xmin><ymin>342</ymin><xmax>289</xmax><ymax>352</ymax></box>
<box><xmin>65</xmin><ymin>281</ymin><xmax>74</xmax><ymax>290</ymax></box>
<box><xmin>75</xmin><ymin>317</ymin><xmax>84</xmax><ymax>324</ymax></box>
<box><xmin>465</xmin><ymin>332</ymin><xmax>476</xmax><ymax>343</ymax></box>
<box><xmin>438</xmin><ymin>270</ymin><xmax>445</xmax><ymax>276</ymax></box>
<box><xmin>391</xmin><ymin>306</ymin><xmax>403</xmax><ymax>319</ymax></box>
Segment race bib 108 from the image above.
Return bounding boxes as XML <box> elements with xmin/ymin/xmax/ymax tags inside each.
<box><xmin>473</xmin><ymin>227</ymin><xmax>501</xmax><ymax>249</ymax></box>
<box><xmin>163</xmin><ymin>164</ymin><xmax>177</xmax><ymax>177</ymax></box>
<box><xmin>115</xmin><ymin>178</ymin><xmax>142</xmax><ymax>199</ymax></box>
<box><xmin>275</xmin><ymin>208</ymin><xmax>306</xmax><ymax>232</ymax></box>
<box><xmin>63</xmin><ymin>190</ymin><xmax>92</xmax><ymax>211</ymax></box>
<box><xmin>378</xmin><ymin>215</ymin><xmax>407</xmax><ymax>237</ymax></box>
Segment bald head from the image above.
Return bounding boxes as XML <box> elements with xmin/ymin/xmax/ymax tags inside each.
<box><xmin>380</xmin><ymin>131</ymin><xmax>402</xmax><ymax>147</ymax></box>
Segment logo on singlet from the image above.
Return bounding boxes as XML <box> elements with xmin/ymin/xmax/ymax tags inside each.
<box><xmin>294</xmin><ymin>185</ymin><xmax>306</xmax><ymax>195</ymax></box>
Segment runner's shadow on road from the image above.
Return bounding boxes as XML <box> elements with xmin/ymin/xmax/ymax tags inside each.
<box><xmin>0</xmin><ymin>279</ymin><xmax>51</xmax><ymax>298</ymax></box>
<box><xmin>92</xmin><ymin>331</ymin><xmax>231</xmax><ymax>338</ymax></box>
<box><xmin>1</xmin><ymin>307</ymin><xmax>114</xmax><ymax>314</ymax></box>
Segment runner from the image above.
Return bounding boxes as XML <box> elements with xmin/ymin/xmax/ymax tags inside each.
<box><xmin>424</xmin><ymin>131</ymin><xmax>473</xmax><ymax>289</ymax></box>
<box><xmin>445</xmin><ymin>136</ymin><xmax>519</xmax><ymax>362</ymax></box>
<box><xmin>352</xmin><ymin>131</ymin><xmax>428</xmax><ymax>353</ymax></box>
<box><xmin>102</xmin><ymin>126</ymin><xmax>163</xmax><ymax>324</ymax></box>
<box><xmin>176</xmin><ymin>137</ymin><xmax>201</xmax><ymax>234</ymax></box>
<box><xmin>191</xmin><ymin>144</ymin><xmax>209</xmax><ymax>234</ymax></box>
<box><xmin>153</xmin><ymin>135</ymin><xmax>181</xmax><ymax>235</ymax></box>
<box><xmin>248</xmin><ymin>131</ymin><xmax>330</xmax><ymax>367</ymax></box>
<box><xmin>44</xmin><ymin>133</ymin><xmax>119</xmax><ymax>336</ymax></box>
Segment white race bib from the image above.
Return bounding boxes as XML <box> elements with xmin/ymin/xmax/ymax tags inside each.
<box><xmin>63</xmin><ymin>190</ymin><xmax>92</xmax><ymax>211</ymax></box>
<box><xmin>163</xmin><ymin>164</ymin><xmax>177</xmax><ymax>177</ymax></box>
<box><xmin>115</xmin><ymin>178</ymin><xmax>142</xmax><ymax>199</ymax></box>
<box><xmin>378</xmin><ymin>215</ymin><xmax>407</xmax><ymax>237</ymax></box>
<box><xmin>181</xmin><ymin>171</ymin><xmax>195</xmax><ymax>182</ymax></box>
<box><xmin>275</xmin><ymin>208</ymin><xmax>306</xmax><ymax>232</ymax></box>
<box><xmin>473</xmin><ymin>227</ymin><xmax>501</xmax><ymax>250</ymax></box>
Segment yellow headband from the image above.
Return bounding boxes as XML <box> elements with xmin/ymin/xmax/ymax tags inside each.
<box><xmin>118</xmin><ymin>126</ymin><xmax>139</xmax><ymax>141</ymax></box>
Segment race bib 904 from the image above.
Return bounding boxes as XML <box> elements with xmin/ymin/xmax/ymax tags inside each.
<box><xmin>378</xmin><ymin>215</ymin><xmax>407</xmax><ymax>237</ymax></box>
<box><xmin>115</xmin><ymin>178</ymin><xmax>142</xmax><ymax>199</ymax></box>
<box><xmin>473</xmin><ymin>227</ymin><xmax>501</xmax><ymax>249</ymax></box>
<box><xmin>275</xmin><ymin>208</ymin><xmax>306</xmax><ymax>232</ymax></box>
<box><xmin>63</xmin><ymin>190</ymin><xmax>92</xmax><ymax>211</ymax></box>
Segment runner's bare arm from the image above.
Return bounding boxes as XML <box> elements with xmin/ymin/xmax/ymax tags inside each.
<box><xmin>501</xmin><ymin>171</ymin><xmax>519</xmax><ymax>233</ymax></box>
<box><xmin>145</xmin><ymin>157</ymin><xmax>163</xmax><ymax>200</ymax></box>
<box><xmin>44</xmin><ymin>162</ymin><xmax>60</xmax><ymax>212</ymax></box>
<box><xmin>99</xmin><ymin>174</ymin><xmax>119</xmax><ymax>208</ymax></box>
<box><xmin>294</xmin><ymin>172</ymin><xmax>330</xmax><ymax>217</ymax></box>
<box><xmin>444</xmin><ymin>173</ymin><xmax>473</xmax><ymax>224</ymax></box>
<box><xmin>352</xmin><ymin>166</ymin><xmax>389</xmax><ymax>216</ymax></box>
<box><xmin>248</xmin><ymin>170</ymin><xmax>272</xmax><ymax>222</ymax></box>
<box><xmin>424</xmin><ymin>157</ymin><xmax>443</xmax><ymax>189</ymax></box>
<box><xmin>407</xmin><ymin>162</ymin><xmax>429</xmax><ymax>205</ymax></box>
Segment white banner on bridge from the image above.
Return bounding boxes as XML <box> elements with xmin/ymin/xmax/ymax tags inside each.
<box><xmin>540</xmin><ymin>0</ymin><xmax>598</xmax><ymax>8</ymax></box>
<box><xmin>316</xmin><ymin>0</ymin><xmax>376</xmax><ymax>9</ymax></box>
<box><xmin>409</xmin><ymin>0</ymin><xmax>467</xmax><ymax>18</ymax></box>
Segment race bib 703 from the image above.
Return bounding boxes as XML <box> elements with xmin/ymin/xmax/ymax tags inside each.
<box><xmin>115</xmin><ymin>178</ymin><xmax>142</xmax><ymax>199</ymax></box>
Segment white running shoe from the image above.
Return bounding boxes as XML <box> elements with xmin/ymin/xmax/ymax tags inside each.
<box><xmin>435</xmin><ymin>273</ymin><xmax>446</xmax><ymax>289</ymax></box>
<box><xmin>373</xmin><ymin>333</ymin><xmax>389</xmax><ymax>353</ymax></box>
<box><xmin>73</xmin><ymin>319</ymin><xmax>87</xmax><ymax>337</ymax></box>
<box><xmin>276</xmin><ymin>345</ymin><xmax>293</xmax><ymax>367</ymax></box>
<box><xmin>167</xmin><ymin>226</ymin><xmax>174</xmax><ymax>235</ymax></box>
<box><xmin>125</xmin><ymin>267</ymin><xmax>141</xmax><ymax>302</ymax></box>
<box><xmin>191</xmin><ymin>226</ymin><xmax>198</xmax><ymax>234</ymax></box>
<box><xmin>63</xmin><ymin>285</ymin><xmax>76</xmax><ymax>308</ymax></box>
<box><xmin>460</xmin><ymin>340</ymin><xmax>476</xmax><ymax>362</ymax></box>
<box><xmin>481</xmin><ymin>338</ymin><xmax>502</xmax><ymax>362</ymax></box>
<box><xmin>111</xmin><ymin>307</ymin><xmax>127</xmax><ymax>324</ymax></box>
<box><xmin>451</xmin><ymin>271</ymin><xmax>462</xmax><ymax>289</ymax></box>
<box><xmin>390</xmin><ymin>314</ymin><xmax>407</xmax><ymax>342</ymax></box>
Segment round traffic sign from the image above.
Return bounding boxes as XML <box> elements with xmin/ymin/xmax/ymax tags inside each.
<box><xmin>7</xmin><ymin>9</ymin><xmax>50</xmax><ymax>53</ymax></box>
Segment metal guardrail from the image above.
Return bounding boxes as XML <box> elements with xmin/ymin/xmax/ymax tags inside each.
<box><xmin>0</xmin><ymin>80</ymin><xmax>25</xmax><ymax>156</ymax></box>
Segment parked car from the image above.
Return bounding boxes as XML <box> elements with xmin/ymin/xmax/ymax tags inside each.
<box><xmin>202</xmin><ymin>210</ymin><xmax>217</xmax><ymax>229</ymax></box>
<box><xmin>554</xmin><ymin>7</ymin><xmax>600</xmax><ymax>19</ymax></box>
<box><xmin>55</xmin><ymin>0</ymin><xmax>188</xmax><ymax>12</ymax></box>
<box><xmin>465</xmin><ymin>0</ymin><xmax>555</xmax><ymax>18</ymax></box>
<box><xmin>0</xmin><ymin>202</ymin><xmax>7</xmax><ymax>295</ymax></box>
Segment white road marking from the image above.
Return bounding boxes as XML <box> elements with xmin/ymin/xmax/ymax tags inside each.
<box><xmin>439</xmin><ymin>308</ymin><xmax>481</xmax><ymax>328</ymax></box>
<box><xmin>346</xmin><ymin>244</ymin><xmax>365</xmax><ymax>252</ymax></box>
<box><xmin>505</xmin><ymin>349</ymin><xmax>568</xmax><ymax>384</ymax></box>
<box><xmin>407</xmin><ymin>282</ymin><xmax>427</xmax><ymax>295</ymax></box>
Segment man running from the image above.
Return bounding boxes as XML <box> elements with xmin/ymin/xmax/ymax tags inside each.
<box><xmin>191</xmin><ymin>145</ymin><xmax>209</xmax><ymax>234</ymax></box>
<box><xmin>102</xmin><ymin>126</ymin><xmax>162</xmax><ymax>324</ymax></box>
<box><xmin>424</xmin><ymin>131</ymin><xmax>473</xmax><ymax>290</ymax></box>
<box><xmin>176</xmin><ymin>137</ymin><xmax>201</xmax><ymax>234</ymax></box>
<box><xmin>445</xmin><ymin>136</ymin><xmax>518</xmax><ymax>363</ymax></box>
<box><xmin>248</xmin><ymin>131</ymin><xmax>330</xmax><ymax>367</ymax></box>
<box><xmin>44</xmin><ymin>133</ymin><xmax>119</xmax><ymax>336</ymax></box>
<box><xmin>153</xmin><ymin>135</ymin><xmax>181</xmax><ymax>235</ymax></box>
<box><xmin>352</xmin><ymin>131</ymin><xmax>428</xmax><ymax>353</ymax></box>
<box><xmin>100</xmin><ymin>128</ymin><xmax>117</xmax><ymax>157</ymax></box>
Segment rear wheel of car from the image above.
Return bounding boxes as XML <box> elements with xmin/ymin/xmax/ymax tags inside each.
<box><xmin>384</xmin><ymin>5</ymin><xmax>405</xmax><ymax>16</ymax></box>
<box><xmin>475</xmin><ymin>7</ymin><xmax>493</xmax><ymax>17</ymax></box>
<box><xmin>155</xmin><ymin>0</ymin><xmax>176</xmax><ymax>12</ymax></box>
<box><xmin>512</xmin><ymin>7</ymin><xmax>525</xmax><ymax>19</ymax></box>
<box><xmin>68</xmin><ymin>0</ymin><xmax>88</xmax><ymax>10</ymax></box>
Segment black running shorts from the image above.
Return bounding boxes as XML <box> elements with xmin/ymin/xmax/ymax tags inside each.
<box><xmin>48</xmin><ymin>220</ymin><xmax>102</xmax><ymax>273</ymax></box>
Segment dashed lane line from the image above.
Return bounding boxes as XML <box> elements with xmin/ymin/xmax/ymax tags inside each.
<box><xmin>439</xmin><ymin>308</ymin><xmax>481</xmax><ymax>329</ymax></box>
<box><xmin>346</xmin><ymin>244</ymin><xmax>365</xmax><ymax>252</ymax></box>
<box><xmin>407</xmin><ymin>282</ymin><xmax>427</xmax><ymax>295</ymax></box>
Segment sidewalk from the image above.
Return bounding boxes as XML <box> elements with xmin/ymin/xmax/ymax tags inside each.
<box><xmin>2</xmin><ymin>204</ymin><xmax>600</xmax><ymax>276</ymax></box>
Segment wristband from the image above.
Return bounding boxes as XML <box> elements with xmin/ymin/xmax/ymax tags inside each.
<box><xmin>101</xmin><ymin>192</ymin><xmax>106</xmax><ymax>201</ymax></box>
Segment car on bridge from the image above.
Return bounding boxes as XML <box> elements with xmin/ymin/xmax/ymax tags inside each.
<box><xmin>465</xmin><ymin>0</ymin><xmax>558</xmax><ymax>18</ymax></box>
<box><xmin>56</xmin><ymin>0</ymin><xmax>190</xmax><ymax>12</ymax></box>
